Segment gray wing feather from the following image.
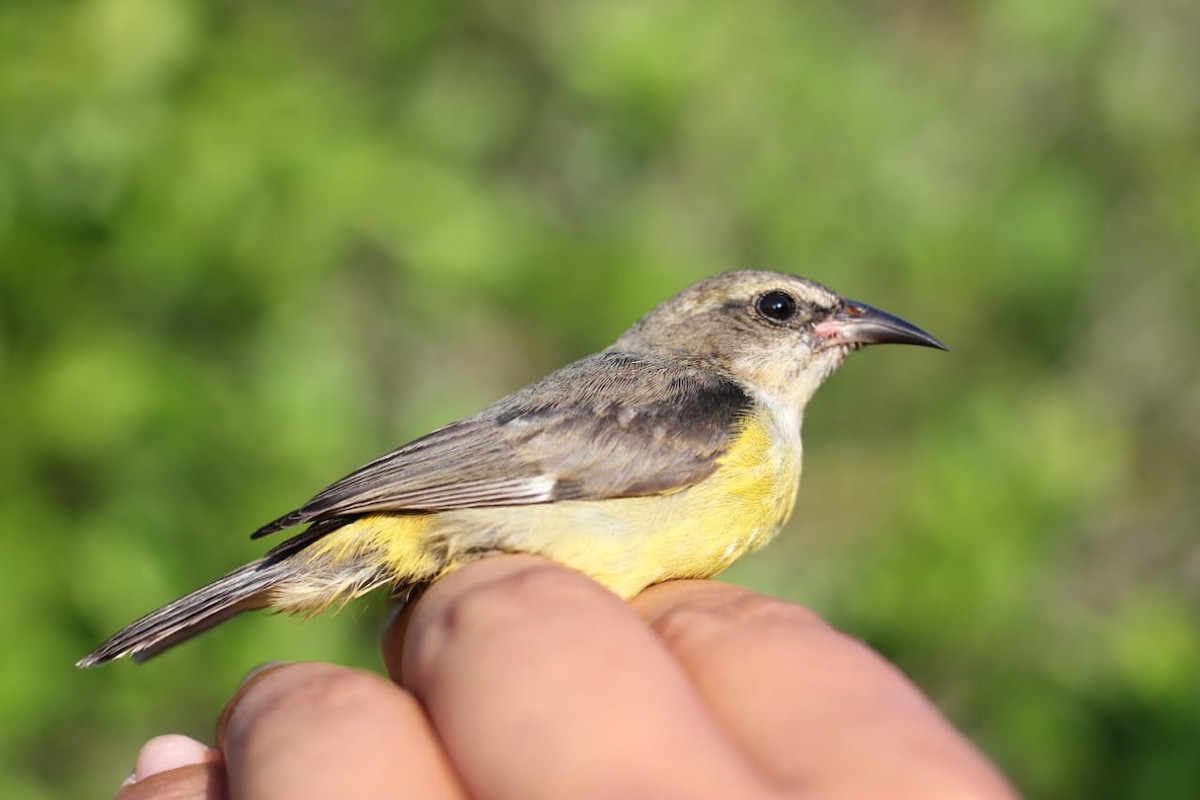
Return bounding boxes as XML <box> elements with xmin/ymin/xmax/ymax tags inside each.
<box><xmin>252</xmin><ymin>352</ymin><xmax>751</xmax><ymax>538</ymax></box>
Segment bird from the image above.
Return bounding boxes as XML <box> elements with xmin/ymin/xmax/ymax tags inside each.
<box><xmin>78</xmin><ymin>270</ymin><xmax>945</xmax><ymax>667</ymax></box>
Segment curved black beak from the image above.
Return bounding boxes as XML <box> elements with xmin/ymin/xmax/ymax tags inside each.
<box><xmin>816</xmin><ymin>300</ymin><xmax>948</xmax><ymax>351</ymax></box>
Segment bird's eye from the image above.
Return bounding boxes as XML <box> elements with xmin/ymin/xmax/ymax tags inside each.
<box><xmin>756</xmin><ymin>290</ymin><xmax>797</xmax><ymax>322</ymax></box>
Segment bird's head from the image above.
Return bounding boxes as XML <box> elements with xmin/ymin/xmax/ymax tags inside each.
<box><xmin>613</xmin><ymin>270</ymin><xmax>946</xmax><ymax>409</ymax></box>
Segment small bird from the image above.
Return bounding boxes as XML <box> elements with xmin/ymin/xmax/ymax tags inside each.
<box><xmin>78</xmin><ymin>270</ymin><xmax>945</xmax><ymax>667</ymax></box>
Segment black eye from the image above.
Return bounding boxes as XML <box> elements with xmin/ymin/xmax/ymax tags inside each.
<box><xmin>756</xmin><ymin>290</ymin><xmax>797</xmax><ymax>322</ymax></box>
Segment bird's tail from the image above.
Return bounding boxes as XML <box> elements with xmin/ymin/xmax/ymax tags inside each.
<box><xmin>77</xmin><ymin>556</ymin><xmax>300</xmax><ymax>668</ymax></box>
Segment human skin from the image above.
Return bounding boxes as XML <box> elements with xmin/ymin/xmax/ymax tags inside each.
<box><xmin>115</xmin><ymin>555</ymin><xmax>1020</xmax><ymax>800</ymax></box>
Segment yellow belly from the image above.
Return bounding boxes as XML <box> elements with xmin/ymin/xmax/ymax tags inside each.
<box><xmin>274</xmin><ymin>411</ymin><xmax>802</xmax><ymax>610</ymax></box>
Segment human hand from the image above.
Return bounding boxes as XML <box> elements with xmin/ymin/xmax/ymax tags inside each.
<box><xmin>115</xmin><ymin>555</ymin><xmax>1020</xmax><ymax>799</ymax></box>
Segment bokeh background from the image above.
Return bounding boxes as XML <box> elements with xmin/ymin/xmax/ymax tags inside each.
<box><xmin>2</xmin><ymin>0</ymin><xmax>1198</xmax><ymax>797</ymax></box>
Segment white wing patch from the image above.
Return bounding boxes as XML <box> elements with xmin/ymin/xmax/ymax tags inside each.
<box><xmin>334</xmin><ymin>474</ymin><xmax>558</xmax><ymax>512</ymax></box>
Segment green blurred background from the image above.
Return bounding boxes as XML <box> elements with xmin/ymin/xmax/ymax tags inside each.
<box><xmin>2</xmin><ymin>0</ymin><xmax>1198</xmax><ymax>797</ymax></box>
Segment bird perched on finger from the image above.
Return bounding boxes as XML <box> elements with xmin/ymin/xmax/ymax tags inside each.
<box><xmin>79</xmin><ymin>270</ymin><xmax>945</xmax><ymax>667</ymax></box>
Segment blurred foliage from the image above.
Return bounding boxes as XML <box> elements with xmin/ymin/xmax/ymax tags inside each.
<box><xmin>1</xmin><ymin>0</ymin><xmax>1198</xmax><ymax>797</ymax></box>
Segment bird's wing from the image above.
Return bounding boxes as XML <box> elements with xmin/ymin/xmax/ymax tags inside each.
<box><xmin>252</xmin><ymin>352</ymin><xmax>752</xmax><ymax>538</ymax></box>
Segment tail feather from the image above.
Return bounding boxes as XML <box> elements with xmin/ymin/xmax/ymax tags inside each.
<box><xmin>77</xmin><ymin>557</ymin><xmax>298</xmax><ymax>668</ymax></box>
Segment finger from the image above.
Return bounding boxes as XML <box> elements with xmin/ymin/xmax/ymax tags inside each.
<box><xmin>134</xmin><ymin>735</ymin><xmax>219</xmax><ymax>781</ymax></box>
<box><xmin>114</xmin><ymin>735</ymin><xmax>225</xmax><ymax>800</ymax></box>
<box><xmin>634</xmin><ymin>581</ymin><xmax>1019</xmax><ymax>799</ymax></box>
<box><xmin>217</xmin><ymin>662</ymin><xmax>465</xmax><ymax>800</ymax></box>
<box><xmin>114</xmin><ymin>763</ymin><xmax>225</xmax><ymax>800</ymax></box>
<box><xmin>389</xmin><ymin>555</ymin><xmax>776</xmax><ymax>800</ymax></box>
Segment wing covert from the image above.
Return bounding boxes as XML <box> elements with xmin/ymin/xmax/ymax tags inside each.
<box><xmin>252</xmin><ymin>352</ymin><xmax>752</xmax><ymax>538</ymax></box>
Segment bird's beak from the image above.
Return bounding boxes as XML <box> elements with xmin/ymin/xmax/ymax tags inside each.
<box><xmin>814</xmin><ymin>300</ymin><xmax>948</xmax><ymax>351</ymax></box>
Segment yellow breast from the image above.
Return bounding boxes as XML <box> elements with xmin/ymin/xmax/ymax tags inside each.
<box><xmin>424</xmin><ymin>408</ymin><xmax>802</xmax><ymax>597</ymax></box>
<box><xmin>283</xmin><ymin>407</ymin><xmax>803</xmax><ymax>610</ymax></box>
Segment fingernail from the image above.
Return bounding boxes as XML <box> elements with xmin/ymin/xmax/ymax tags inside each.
<box><xmin>239</xmin><ymin>660</ymin><xmax>291</xmax><ymax>688</ymax></box>
<box><xmin>217</xmin><ymin>661</ymin><xmax>293</xmax><ymax>750</ymax></box>
<box><xmin>381</xmin><ymin>586</ymin><xmax>428</xmax><ymax>641</ymax></box>
<box><xmin>382</xmin><ymin>598</ymin><xmax>417</xmax><ymax>639</ymax></box>
<box><xmin>133</xmin><ymin>734</ymin><xmax>215</xmax><ymax>781</ymax></box>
